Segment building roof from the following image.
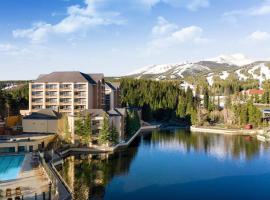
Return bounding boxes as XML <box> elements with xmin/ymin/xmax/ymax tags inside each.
<box><xmin>105</xmin><ymin>82</ymin><xmax>120</xmax><ymax>91</ymax></box>
<box><xmin>107</xmin><ymin>108</ymin><xmax>126</xmax><ymax>116</ymax></box>
<box><xmin>24</xmin><ymin>109</ymin><xmax>59</xmax><ymax>120</ymax></box>
<box><xmin>81</xmin><ymin>109</ymin><xmax>106</xmax><ymax>118</ymax></box>
<box><xmin>34</xmin><ymin>71</ymin><xmax>98</xmax><ymax>84</ymax></box>
<box><xmin>88</xmin><ymin>73</ymin><xmax>104</xmax><ymax>84</ymax></box>
<box><xmin>243</xmin><ymin>89</ymin><xmax>264</xmax><ymax>95</ymax></box>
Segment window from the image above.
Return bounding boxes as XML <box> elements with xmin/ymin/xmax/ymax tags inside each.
<box><xmin>32</xmin><ymin>84</ymin><xmax>43</xmax><ymax>89</ymax></box>
<box><xmin>32</xmin><ymin>98</ymin><xmax>43</xmax><ymax>103</ymax></box>
<box><xmin>46</xmin><ymin>84</ymin><xmax>58</xmax><ymax>89</ymax></box>
<box><xmin>60</xmin><ymin>84</ymin><xmax>72</xmax><ymax>89</ymax></box>
<box><xmin>60</xmin><ymin>91</ymin><xmax>72</xmax><ymax>96</ymax></box>
<box><xmin>32</xmin><ymin>91</ymin><xmax>43</xmax><ymax>96</ymax></box>
<box><xmin>60</xmin><ymin>98</ymin><xmax>72</xmax><ymax>103</ymax></box>
<box><xmin>46</xmin><ymin>91</ymin><xmax>57</xmax><ymax>96</ymax></box>
<box><xmin>32</xmin><ymin>105</ymin><xmax>43</xmax><ymax>110</ymax></box>
<box><xmin>46</xmin><ymin>98</ymin><xmax>57</xmax><ymax>103</ymax></box>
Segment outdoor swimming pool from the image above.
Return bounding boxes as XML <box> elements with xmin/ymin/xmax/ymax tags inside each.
<box><xmin>0</xmin><ymin>155</ymin><xmax>25</xmax><ymax>181</ymax></box>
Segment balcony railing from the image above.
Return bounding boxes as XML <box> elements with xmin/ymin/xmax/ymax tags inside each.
<box><xmin>32</xmin><ymin>93</ymin><xmax>43</xmax><ymax>97</ymax></box>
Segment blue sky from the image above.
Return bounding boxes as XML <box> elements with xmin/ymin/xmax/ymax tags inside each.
<box><xmin>0</xmin><ymin>0</ymin><xmax>270</xmax><ymax>80</ymax></box>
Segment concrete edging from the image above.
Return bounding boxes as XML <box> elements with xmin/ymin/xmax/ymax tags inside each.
<box><xmin>190</xmin><ymin>126</ymin><xmax>263</xmax><ymax>135</ymax></box>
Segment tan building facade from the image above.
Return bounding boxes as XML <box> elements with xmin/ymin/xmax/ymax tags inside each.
<box><xmin>22</xmin><ymin>109</ymin><xmax>59</xmax><ymax>134</ymax></box>
<box><xmin>105</xmin><ymin>82</ymin><xmax>121</xmax><ymax>111</ymax></box>
<box><xmin>29</xmin><ymin>71</ymin><xmax>105</xmax><ymax>115</ymax></box>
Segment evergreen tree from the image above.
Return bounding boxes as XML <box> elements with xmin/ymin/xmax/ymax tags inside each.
<box><xmin>203</xmin><ymin>88</ymin><xmax>209</xmax><ymax>110</ymax></box>
<box><xmin>75</xmin><ymin>113</ymin><xmax>92</xmax><ymax>145</ymax></box>
<box><xmin>176</xmin><ymin>95</ymin><xmax>186</xmax><ymax>118</ymax></box>
<box><xmin>98</xmin><ymin>114</ymin><xmax>110</xmax><ymax>145</ymax></box>
<box><xmin>75</xmin><ymin>114</ymin><xmax>84</xmax><ymax>136</ymax></box>
<box><xmin>110</xmin><ymin>123</ymin><xmax>119</xmax><ymax>144</ymax></box>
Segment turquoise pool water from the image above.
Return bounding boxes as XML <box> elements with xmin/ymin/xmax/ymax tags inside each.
<box><xmin>0</xmin><ymin>155</ymin><xmax>25</xmax><ymax>181</ymax></box>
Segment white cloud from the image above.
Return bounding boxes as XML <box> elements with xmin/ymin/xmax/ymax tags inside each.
<box><xmin>12</xmin><ymin>0</ymin><xmax>124</xmax><ymax>43</ymax></box>
<box><xmin>186</xmin><ymin>0</ymin><xmax>210</xmax><ymax>11</ymax></box>
<box><xmin>247</xmin><ymin>31</ymin><xmax>270</xmax><ymax>42</ymax></box>
<box><xmin>223</xmin><ymin>0</ymin><xmax>270</xmax><ymax>21</ymax></box>
<box><xmin>137</xmin><ymin>0</ymin><xmax>210</xmax><ymax>11</ymax></box>
<box><xmin>0</xmin><ymin>43</ymin><xmax>29</xmax><ymax>56</ymax></box>
<box><xmin>146</xmin><ymin>17</ymin><xmax>209</xmax><ymax>54</ymax></box>
<box><xmin>152</xmin><ymin>16</ymin><xmax>178</xmax><ymax>36</ymax></box>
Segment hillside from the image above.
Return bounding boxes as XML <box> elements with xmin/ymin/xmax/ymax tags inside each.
<box><xmin>126</xmin><ymin>54</ymin><xmax>270</xmax><ymax>86</ymax></box>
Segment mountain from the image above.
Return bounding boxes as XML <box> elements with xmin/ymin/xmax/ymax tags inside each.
<box><xmin>206</xmin><ymin>54</ymin><xmax>253</xmax><ymax>66</ymax></box>
<box><xmin>126</xmin><ymin>54</ymin><xmax>270</xmax><ymax>86</ymax></box>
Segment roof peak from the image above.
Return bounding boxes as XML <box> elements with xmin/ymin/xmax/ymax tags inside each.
<box><xmin>34</xmin><ymin>71</ymin><xmax>103</xmax><ymax>84</ymax></box>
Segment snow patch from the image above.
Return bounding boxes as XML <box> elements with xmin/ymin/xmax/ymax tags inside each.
<box><xmin>207</xmin><ymin>74</ymin><xmax>214</xmax><ymax>86</ymax></box>
<box><xmin>220</xmin><ymin>71</ymin><xmax>229</xmax><ymax>80</ymax></box>
<box><xmin>207</xmin><ymin>54</ymin><xmax>253</xmax><ymax>66</ymax></box>
<box><xmin>235</xmin><ymin>69</ymin><xmax>248</xmax><ymax>81</ymax></box>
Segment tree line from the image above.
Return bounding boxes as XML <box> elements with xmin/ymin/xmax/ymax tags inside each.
<box><xmin>0</xmin><ymin>84</ymin><xmax>28</xmax><ymax>119</ymax></box>
<box><xmin>120</xmin><ymin>78</ymin><xmax>199</xmax><ymax>124</ymax></box>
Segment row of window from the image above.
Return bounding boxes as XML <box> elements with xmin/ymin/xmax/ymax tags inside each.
<box><xmin>32</xmin><ymin>91</ymin><xmax>87</xmax><ymax>97</ymax></box>
<box><xmin>32</xmin><ymin>98</ymin><xmax>86</xmax><ymax>104</ymax></box>
<box><xmin>32</xmin><ymin>105</ymin><xmax>86</xmax><ymax>110</ymax></box>
<box><xmin>32</xmin><ymin>84</ymin><xmax>87</xmax><ymax>90</ymax></box>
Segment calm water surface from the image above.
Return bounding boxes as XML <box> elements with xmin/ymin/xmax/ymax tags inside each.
<box><xmin>58</xmin><ymin>130</ymin><xmax>270</xmax><ymax>200</ymax></box>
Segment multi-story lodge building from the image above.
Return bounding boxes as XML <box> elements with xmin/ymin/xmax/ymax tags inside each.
<box><xmin>29</xmin><ymin>71</ymin><xmax>105</xmax><ymax>115</ymax></box>
<box><xmin>105</xmin><ymin>82</ymin><xmax>121</xmax><ymax>111</ymax></box>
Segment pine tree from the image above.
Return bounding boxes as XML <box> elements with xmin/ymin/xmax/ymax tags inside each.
<box><xmin>98</xmin><ymin>114</ymin><xmax>110</xmax><ymax>145</ymax></box>
<box><xmin>75</xmin><ymin>114</ymin><xmax>84</xmax><ymax>136</ymax></box>
<box><xmin>110</xmin><ymin>123</ymin><xmax>119</xmax><ymax>144</ymax></box>
<box><xmin>177</xmin><ymin>95</ymin><xmax>186</xmax><ymax>118</ymax></box>
<box><xmin>203</xmin><ymin>88</ymin><xmax>209</xmax><ymax>110</ymax></box>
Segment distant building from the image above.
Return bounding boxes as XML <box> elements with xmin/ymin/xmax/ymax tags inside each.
<box><xmin>241</xmin><ymin>89</ymin><xmax>264</xmax><ymax>96</ymax></box>
<box><xmin>262</xmin><ymin>109</ymin><xmax>270</xmax><ymax>121</ymax></box>
<box><xmin>22</xmin><ymin>109</ymin><xmax>59</xmax><ymax>134</ymax></box>
<box><xmin>105</xmin><ymin>82</ymin><xmax>121</xmax><ymax>111</ymax></box>
<box><xmin>29</xmin><ymin>71</ymin><xmax>105</xmax><ymax>115</ymax></box>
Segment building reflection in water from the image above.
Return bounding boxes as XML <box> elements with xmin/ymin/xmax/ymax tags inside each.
<box><xmin>58</xmin><ymin>136</ymin><xmax>140</xmax><ymax>200</ymax></box>
<box><xmin>57</xmin><ymin>129</ymin><xmax>269</xmax><ymax>200</ymax></box>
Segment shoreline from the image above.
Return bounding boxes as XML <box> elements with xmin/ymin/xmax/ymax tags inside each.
<box><xmin>190</xmin><ymin>126</ymin><xmax>263</xmax><ymax>135</ymax></box>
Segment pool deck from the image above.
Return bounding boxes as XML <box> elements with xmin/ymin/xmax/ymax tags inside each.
<box><xmin>0</xmin><ymin>153</ymin><xmax>50</xmax><ymax>199</ymax></box>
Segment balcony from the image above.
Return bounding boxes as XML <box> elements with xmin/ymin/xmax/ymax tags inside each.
<box><xmin>46</xmin><ymin>86</ymin><xmax>58</xmax><ymax>91</ymax></box>
<box><xmin>74</xmin><ymin>105</ymin><xmax>86</xmax><ymax>112</ymax></box>
<box><xmin>32</xmin><ymin>84</ymin><xmax>44</xmax><ymax>90</ymax></box>
<box><xmin>46</xmin><ymin>106</ymin><xmax>58</xmax><ymax>110</ymax></box>
<box><xmin>32</xmin><ymin>92</ymin><xmax>43</xmax><ymax>97</ymax></box>
<box><xmin>74</xmin><ymin>99</ymin><xmax>86</xmax><ymax>105</ymax></box>
<box><xmin>32</xmin><ymin>101</ymin><xmax>43</xmax><ymax>105</ymax></box>
<box><xmin>60</xmin><ymin>84</ymin><xmax>72</xmax><ymax>90</ymax></box>
<box><xmin>60</xmin><ymin>92</ymin><xmax>72</xmax><ymax>97</ymax></box>
<box><xmin>74</xmin><ymin>92</ymin><xmax>86</xmax><ymax>97</ymax></box>
<box><xmin>32</xmin><ymin>105</ymin><xmax>43</xmax><ymax>110</ymax></box>
<box><xmin>74</xmin><ymin>84</ymin><xmax>86</xmax><ymax>91</ymax></box>
<box><xmin>60</xmin><ymin>106</ymin><xmax>72</xmax><ymax>111</ymax></box>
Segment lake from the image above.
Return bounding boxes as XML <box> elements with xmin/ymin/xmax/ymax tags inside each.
<box><xmin>57</xmin><ymin>129</ymin><xmax>270</xmax><ymax>200</ymax></box>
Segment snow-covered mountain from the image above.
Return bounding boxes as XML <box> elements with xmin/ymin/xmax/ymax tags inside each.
<box><xmin>206</xmin><ymin>54</ymin><xmax>253</xmax><ymax>66</ymax></box>
<box><xmin>126</xmin><ymin>54</ymin><xmax>270</xmax><ymax>86</ymax></box>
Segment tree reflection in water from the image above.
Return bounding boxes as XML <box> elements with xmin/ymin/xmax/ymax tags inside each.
<box><xmin>58</xmin><ymin>129</ymin><xmax>269</xmax><ymax>200</ymax></box>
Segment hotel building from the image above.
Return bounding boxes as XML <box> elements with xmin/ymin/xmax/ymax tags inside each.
<box><xmin>29</xmin><ymin>71</ymin><xmax>105</xmax><ymax>115</ymax></box>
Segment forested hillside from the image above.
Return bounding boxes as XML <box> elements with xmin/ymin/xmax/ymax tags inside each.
<box><xmin>0</xmin><ymin>82</ymin><xmax>29</xmax><ymax>118</ymax></box>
